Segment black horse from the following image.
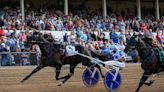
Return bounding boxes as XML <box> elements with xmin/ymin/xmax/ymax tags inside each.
<box><xmin>124</xmin><ymin>35</ymin><xmax>164</xmax><ymax>92</ymax></box>
<box><xmin>21</xmin><ymin>32</ymin><xmax>104</xmax><ymax>86</ymax></box>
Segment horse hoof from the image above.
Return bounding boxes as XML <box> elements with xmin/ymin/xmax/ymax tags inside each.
<box><xmin>20</xmin><ymin>80</ymin><xmax>25</xmax><ymax>83</ymax></box>
<box><xmin>57</xmin><ymin>82</ymin><xmax>63</xmax><ymax>87</ymax></box>
<box><xmin>148</xmin><ymin>80</ymin><xmax>154</xmax><ymax>86</ymax></box>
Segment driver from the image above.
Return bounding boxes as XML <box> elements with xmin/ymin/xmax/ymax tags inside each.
<box><xmin>112</xmin><ymin>47</ymin><xmax>126</xmax><ymax>62</ymax></box>
<box><xmin>104</xmin><ymin>47</ymin><xmax>126</xmax><ymax>69</ymax></box>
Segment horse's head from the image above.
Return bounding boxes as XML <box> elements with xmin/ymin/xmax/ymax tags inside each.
<box><xmin>124</xmin><ymin>34</ymin><xmax>145</xmax><ymax>53</ymax></box>
<box><xmin>25</xmin><ymin>32</ymin><xmax>49</xmax><ymax>50</ymax></box>
<box><xmin>43</xmin><ymin>33</ymin><xmax>55</xmax><ymax>42</ymax></box>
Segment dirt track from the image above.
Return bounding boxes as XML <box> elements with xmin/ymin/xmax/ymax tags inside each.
<box><xmin>0</xmin><ymin>64</ymin><xmax>164</xmax><ymax>92</ymax></box>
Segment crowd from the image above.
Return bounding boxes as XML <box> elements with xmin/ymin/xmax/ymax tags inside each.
<box><xmin>0</xmin><ymin>6</ymin><xmax>164</xmax><ymax>66</ymax></box>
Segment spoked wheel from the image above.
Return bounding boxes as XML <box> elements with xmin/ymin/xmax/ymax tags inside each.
<box><xmin>82</xmin><ymin>67</ymin><xmax>100</xmax><ymax>87</ymax></box>
<box><xmin>104</xmin><ymin>70</ymin><xmax>122</xmax><ymax>91</ymax></box>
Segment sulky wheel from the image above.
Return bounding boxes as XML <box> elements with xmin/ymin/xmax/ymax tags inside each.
<box><xmin>82</xmin><ymin>67</ymin><xmax>100</xmax><ymax>87</ymax></box>
<box><xmin>104</xmin><ymin>70</ymin><xmax>122</xmax><ymax>91</ymax></box>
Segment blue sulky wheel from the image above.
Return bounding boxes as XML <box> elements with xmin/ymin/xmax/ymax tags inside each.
<box><xmin>82</xmin><ymin>67</ymin><xmax>100</xmax><ymax>87</ymax></box>
<box><xmin>104</xmin><ymin>70</ymin><xmax>122</xmax><ymax>91</ymax></box>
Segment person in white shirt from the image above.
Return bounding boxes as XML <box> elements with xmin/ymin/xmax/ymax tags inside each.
<box><xmin>69</xmin><ymin>31</ymin><xmax>76</xmax><ymax>44</ymax></box>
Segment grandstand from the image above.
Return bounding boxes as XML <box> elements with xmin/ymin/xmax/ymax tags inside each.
<box><xmin>0</xmin><ymin>0</ymin><xmax>164</xmax><ymax>66</ymax></box>
<box><xmin>0</xmin><ymin>0</ymin><xmax>163</xmax><ymax>20</ymax></box>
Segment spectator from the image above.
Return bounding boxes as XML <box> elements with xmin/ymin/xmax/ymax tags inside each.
<box><xmin>90</xmin><ymin>31</ymin><xmax>97</xmax><ymax>41</ymax></box>
<box><xmin>0</xmin><ymin>43</ymin><xmax>10</xmax><ymax>66</ymax></box>
<box><xmin>111</xmin><ymin>30</ymin><xmax>119</xmax><ymax>44</ymax></box>
<box><xmin>21</xmin><ymin>51</ymin><xmax>30</xmax><ymax>66</ymax></box>
<box><xmin>63</xmin><ymin>33</ymin><xmax>69</xmax><ymax>43</ymax></box>
<box><xmin>0</xmin><ymin>18</ymin><xmax>5</xmax><ymax>27</ymax></box>
<box><xmin>56</xmin><ymin>19</ymin><xmax>63</xmax><ymax>31</ymax></box>
<box><xmin>156</xmin><ymin>31</ymin><xmax>162</xmax><ymax>44</ymax></box>
<box><xmin>161</xmin><ymin>31</ymin><xmax>164</xmax><ymax>44</ymax></box>
<box><xmin>128</xmin><ymin>47</ymin><xmax>140</xmax><ymax>63</ymax></box>
<box><xmin>30</xmin><ymin>45</ymin><xmax>41</xmax><ymax>65</ymax></box>
<box><xmin>70</xmin><ymin>31</ymin><xmax>76</xmax><ymax>44</ymax></box>
<box><xmin>101</xmin><ymin>40</ymin><xmax>110</xmax><ymax>55</ymax></box>
<box><xmin>66</xmin><ymin>20</ymin><xmax>74</xmax><ymax>31</ymax></box>
<box><xmin>19</xmin><ymin>31</ymin><xmax>27</xmax><ymax>50</ymax></box>
<box><xmin>8</xmin><ymin>33</ymin><xmax>17</xmax><ymax>52</ymax></box>
<box><xmin>119</xmin><ymin>31</ymin><xmax>126</xmax><ymax>44</ymax></box>
<box><xmin>80</xmin><ymin>31</ymin><xmax>88</xmax><ymax>45</ymax></box>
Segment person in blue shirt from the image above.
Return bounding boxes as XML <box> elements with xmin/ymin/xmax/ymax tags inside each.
<box><xmin>80</xmin><ymin>31</ymin><xmax>88</xmax><ymax>44</ymax></box>
<box><xmin>111</xmin><ymin>30</ymin><xmax>119</xmax><ymax>44</ymax></box>
<box><xmin>101</xmin><ymin>39</ymin><xmax>109</xmax><ymax>55</ymax></box>
<box><xmin>8</xmin><ymin>33</ymin><xmax>17</xmax><ymax>52</ymax></box>
<box><xmin>63</xmin><ymin>33</ymin><xmax>68</xmax><ymax>43</ymax></box>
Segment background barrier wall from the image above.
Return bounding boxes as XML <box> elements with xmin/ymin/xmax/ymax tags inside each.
<box><xmin>4</xmin><ymin>30</ymin><xmax>159</xmax><ymax>42</ymax></box>
<box><xmin>0</xmin><ymin>52</ymin><xmax>38</xmax><ymax>66</ymax></box>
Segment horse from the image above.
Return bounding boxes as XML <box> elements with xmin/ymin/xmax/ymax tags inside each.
<box><xmin>21</xmin><ymin>32</ymin><xmax>104</xmax><ymax>86</ymax></box>
<box><xmin>124</xmin><ymin>34</ymin><xmax>164</xmax><ymax>92</ymax></box>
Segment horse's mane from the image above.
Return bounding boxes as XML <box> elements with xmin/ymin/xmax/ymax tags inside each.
<box><xmin>142</xmin><ymin>37</ymin><xmax>154</xmax><ymax>47</ymax></box>
<box><xmin>137</xmin><ymin>36</ymin><xmax>156</xmax><ymax>61</ymax></box>
<box><xmin>138</xmin><ymin>36</ymin><xmax>152</xmax><ymax>48</ymax></box>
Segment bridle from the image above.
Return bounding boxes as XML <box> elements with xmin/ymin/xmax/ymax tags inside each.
<box><xmin>129</xmin><ymin>37</ymin><xmax>155</xmax><ymax>60</ymax></box>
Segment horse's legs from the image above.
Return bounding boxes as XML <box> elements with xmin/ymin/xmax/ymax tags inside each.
<box><xmin>135</xmin><ymin>73</ymin><xmax>152</xmax><ymax>92</ymax></box>
<box><xmin>58</xmin><ymin>65</ymin><xmax>76</xmax><ymax>86</ymax></box>
<box><xmin>55</xmin><ymin>64</ymin><xmax>71</xmax><ymax>80</ymax></box>
<box><xmin>21</xmin><ymin>64</ymin><xmax>45</xmax><ymax>83</ymax></box>
<box><xmin>55</xmin><ymin>65</ymin><xmax>65</xmax><ymax>80</ymax></box>
<box><xmin>94</xmin><ymin>64</ymin><xmax>104</xmax><ymax>78</ymax></box>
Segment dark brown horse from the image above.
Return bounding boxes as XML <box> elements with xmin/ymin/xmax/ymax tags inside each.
<box><xmin>21</xmin><ymin>32</ymin><xmax>104</xmax><ymax>86</ymax></box>
<box><xmin>125</xmin><ymin>35</ymin><xmax>164</xmax><ymax>92</ymax></box>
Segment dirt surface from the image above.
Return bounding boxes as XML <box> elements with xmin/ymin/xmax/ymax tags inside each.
<box><xmin>0</xmin><ymin>64</ymin><xmax>164</xmax><ymax>92</ymax></box>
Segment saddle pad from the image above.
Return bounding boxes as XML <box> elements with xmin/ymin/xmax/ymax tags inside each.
<box><xmin>155</xmin><ymin>48</ymin><xmax>164</xmax><ymax>63</ymax></box>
